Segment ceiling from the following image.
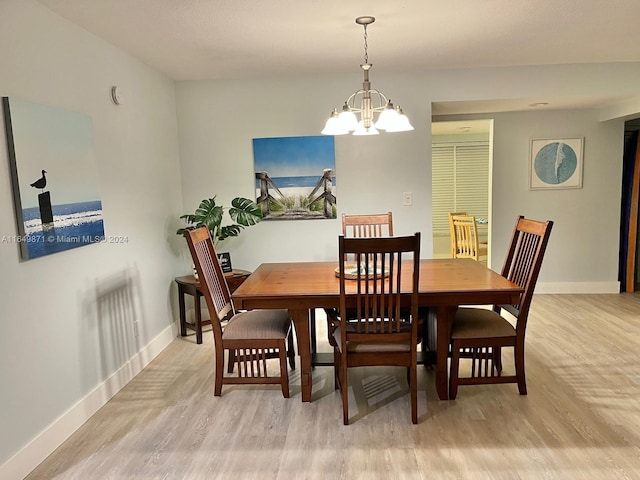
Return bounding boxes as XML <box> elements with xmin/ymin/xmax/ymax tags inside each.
<box><xmin>36</xmin><ymin>0</ymin><xmax>640</xmax><ymax>115</ymax></box>
<box><xmin>432</xmin><ymin>119</ymin><xmax>491</xmax><ymax>137</ymax></box>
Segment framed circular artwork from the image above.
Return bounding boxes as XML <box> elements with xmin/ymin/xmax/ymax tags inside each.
<box><xmin>529</xmin><ymin>137</ymin><xmax>584</xmax><ymax>190</ymax></box>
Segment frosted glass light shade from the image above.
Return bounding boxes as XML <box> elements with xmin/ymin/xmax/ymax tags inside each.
<box><xmin>338</xmin><ymin>109</ymin><xmax>359</xmax><ymax>131</ymax></box>
<box><xmin>321</xmin><ymin>112</ymin><xmax>349</xmax><ymax>135</ymax></box>
<box><xmin>385</xmin><ymin>112</ymin><xmax>414</xmax><ymax>132</ymax></box>
<box><xmin>353</xmin><ymin>120</ymin><xmax>379</xmax><ymax>136</ymax></box>
<box><xmin>374</xmin><ymin>104</ymin><xmax>399</xmax><ymax>131</ymax></box>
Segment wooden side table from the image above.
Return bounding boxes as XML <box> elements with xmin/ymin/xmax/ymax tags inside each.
<box><xmin>175</xmin><ymin>269</ymin><xmax>251</xmax><ymax>344</ymax></box>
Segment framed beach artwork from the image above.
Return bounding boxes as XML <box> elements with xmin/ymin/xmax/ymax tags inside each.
<box><xmin>529</xmin><ymin>137</ymin><xmax>584</xmax><ymax>190</ymax></box>
<box><xmin>252</xmin><ymin>135</ymin><xmax>336</xmax><ymax>220</ymax></box>
<box><xmin>2</xmin><ymin>97</ymin><xmax>104</xmax><ymax>260</ymax></box>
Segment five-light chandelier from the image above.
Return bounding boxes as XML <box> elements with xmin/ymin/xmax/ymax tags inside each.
<box><xmin>321</xmin><ymin>16</ymin><xmax>413</xmax><ymax>136</ymax></box>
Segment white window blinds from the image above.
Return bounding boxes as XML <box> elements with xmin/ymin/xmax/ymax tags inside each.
<box><xmin>432</xmin><ymin>141</ymin><xmax>490</xmax><ymax>235</ymax></box>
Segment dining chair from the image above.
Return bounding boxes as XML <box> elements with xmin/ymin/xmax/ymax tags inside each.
<box><xmin>448</xmin><ymin>211</ymin><xmax>467</xmax><ymax>258</ymax></box>
<box><xmin>342</xmin><ymin>211</ymin><xmax>394</xmax><ymax>264</ymax></box>
<box><xmin>450</xmin><ymin>214</ymin><xmax>488</xmax><ymax>261</ymax></box>
<box><xmin>322</xmin><ymin>212</ymin><xmax>395</xmax><ymax>349</ymax></box>
<box><xmin>330</xmin><ymin>232</ymin><xmax>421</xmax><ymax>424</ymax></box>
<box><xmin>184</xmin><ymin>226</ymin><xmax>295</xmax><ymax>398</ymax></box>
<box><xmin>342</xmin><ymin>211</ymin><xmax>394</xmax><ymax>238</ymax></box>
<box><xmin>448</xmin><ymin>216</ymin><xmax>553</xmax><ymax>399</ymax></box>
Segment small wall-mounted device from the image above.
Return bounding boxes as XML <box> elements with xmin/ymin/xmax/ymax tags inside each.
<box><xmin>111</xmin><ymin>86</ymin><xmax>123</xmax><ymax>105</ymax></box>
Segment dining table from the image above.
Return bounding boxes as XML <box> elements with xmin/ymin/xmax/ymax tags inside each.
<box><xmin>231</xmin><ymin>258</ymin><xmax>523</xmax><ymax>402</ymax></box>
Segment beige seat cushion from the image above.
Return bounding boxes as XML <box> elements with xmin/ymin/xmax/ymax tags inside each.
<box><xmin>223</xmin><ymin>309</ymin><xmax>291</xmax><ymax>340</ymax></box>
<box><xmin>451</xmin><ymin>307</ymin><xmax>516</xmax><ymax>340</ymax></box>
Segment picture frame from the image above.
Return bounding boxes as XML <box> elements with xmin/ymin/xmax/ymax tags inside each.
<box><xmin>529</xmin><ymin>137</ymin><xmax>584</xmax><ymax>190</ymax></box>
<box><xmin>217</xmin><ymin>252</ymin><xmax>232</xmax><ymax>273</ymax></box>
<box><xmin>2</xmin><ymin>97</ymin><xmax>105</xmax><ymax>260</ymax></box>
<box><xmin>253</xmin><ymin>135</ymin><xmax>336</xmax><ymax>220</ymax></box>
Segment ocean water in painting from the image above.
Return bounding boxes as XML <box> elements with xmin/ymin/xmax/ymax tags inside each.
<box><xmin>255</xmin><ymin>175</ymin><xmax>337</xmax><ymax>189</ymax></box>
<box><xmin>21</xmin><ymin>200</ymin><xmax>104</xmax><ymax>259</ymax></box>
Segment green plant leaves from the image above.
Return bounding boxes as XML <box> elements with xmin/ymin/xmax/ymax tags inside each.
<box><xmin>218</xmin><ymin>224</ymin><xmax>243</xmax><ymax>241</ymax></box>
<box><xmin>177</xmin><ymin>195</ymin><xmax>262</xmax><ymax>243</ymax></box>
<box><xmin>194</xmin><ymin>198</ymin><xmax>224</xmax><ymax>234</ymax></box>
<box><xmin>229</xmin><ymin>197</ymin><xmax>262</xmax><ymax>226</ymax></box>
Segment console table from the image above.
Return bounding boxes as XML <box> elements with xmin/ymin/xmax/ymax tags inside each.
<box><xmin>175</xmin><ymin>269</ymin><xmax>251</xmax><ymax>344</ymax></box>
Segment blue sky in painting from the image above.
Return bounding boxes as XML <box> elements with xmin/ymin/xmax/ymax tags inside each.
<box><xmin>252</xmin><ymin>136</ymin><xmax>335</xmax><ymax>177</ymax></box>
<box><xmin>8</xmin><ymin>97</ymin><xmax>101</xmax><ymax>209</ymax></box>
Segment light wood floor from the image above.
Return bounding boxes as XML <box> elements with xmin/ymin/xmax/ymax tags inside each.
<box><xmin>26</xmin><ymin>293</ymin><xmax>640</xmax><ymax>479</ymax></box>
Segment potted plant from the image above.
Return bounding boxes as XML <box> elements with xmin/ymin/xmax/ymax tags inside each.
<box><xmin>177</xmin><ymin>196</ymin><xmax>262</xmax><ymax>243</ymax></box>
<box><xmin>177</xmin><ymin>196</ymin><xmax>262</xmax><ymax>276</ymax></box>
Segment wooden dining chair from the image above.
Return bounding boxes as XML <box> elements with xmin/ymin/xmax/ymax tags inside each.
<box><xmin>184</xmin><ymin>227</ymin><xmax>295</xmax><ymax>398</ymax></box>
<box><xmin>330</xmin><ymin>233</ymin><xmax>421</xmax><ymax>424</ymax></box>
<box><xmin>450</xmin><ymin>214</ymin><xmax>488</xmax><ymax>261</ymax></box>
<box><xmin>448</xmin><ymin>216</ymin><xmax>553</xmax><ymax>399</ymax></box>
<box><xmin>322</xmin><ymin>212</ymin><xmax>395</xmax><ymax>349</ymax></box>
<box><xmin>342</xmin><ymin>211</ymin><xmax>394</xmax><ymax>238</ymax></box>
<box><xmin>448</xmin><ymin>211</ymin><xmax>467</xmax><ymax>258</ymax></box>
<box><xmin>342</xmin><ymin>211</ymin><xmax>394</xmax><ymax>264</ymax></box>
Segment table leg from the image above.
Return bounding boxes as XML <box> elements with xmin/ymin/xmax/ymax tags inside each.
<box><xmin>309</xmin><ymin>309</ymin><xmax>317</xmax><ymax>354</ymax></box>
<box><xmin>290</xmin><ymin>308</ymin><xmax>312</xmax><ymax>402</ymax></box>
<box><xmin>436</xmin><ymin>305</ymin><xmax>455</xmax><ymax>400</ymax></box>
<box><xmin>178</xmin><ymin>284</ymin><xmax>187</xmax><ymax>337</ymax></box>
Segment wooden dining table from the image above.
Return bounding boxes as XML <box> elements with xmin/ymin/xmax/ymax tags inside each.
<box><xmin>231</xmin><ymin>258</ymin><xmax>523</xmax><ymax>402</ymax></box>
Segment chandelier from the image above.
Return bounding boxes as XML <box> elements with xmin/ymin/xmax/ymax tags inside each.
<box><xmin>321</xmin><ymin>16</ymin><xmax>414</xmax><ymax>136</ymax></box>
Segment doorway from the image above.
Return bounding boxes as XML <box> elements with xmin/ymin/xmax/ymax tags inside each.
<box><xmin>431</xmin><ymin>119</ymin><xmax>493</xmax><ymax>262</ymax></box>
<box><xmin>619</xmin><ymin>119</ymin><xmax>640</xmax><ymax>292</ymax></box>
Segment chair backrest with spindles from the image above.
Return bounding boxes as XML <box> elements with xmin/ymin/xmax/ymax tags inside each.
<box><xmin>448</xmin><ymin>211</ymin><xmax>467</xmax><ymax>257</ymax></box>
<box><xmin>342</xmin><ymin>212</ymin><xmax>393</xmax><ymax>238</ymax></box>
<box><xmin>451</xmin><ymin>215</ymin><xmax>483</xmax><ymax>260</ymax></box>
<box><xmin>338</xmin><ymin>233</ymin><xmax>420</xmax><ymax>342</ymax></box>
<box><xmin>342</xmin><ymin>212</ymin><xmax>394</xmax><ymax>263</ymax></box>
<box><xmin>184</xmin><ymin>227</ymin><xmax>234</xmax><ymax>346</ymax></box>
<box><xmin>497</xmin><ymin>216</ymin><xmax>553</xmax><ymax>333</ymax></box>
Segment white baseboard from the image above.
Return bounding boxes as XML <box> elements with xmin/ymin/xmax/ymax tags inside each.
<box><xmin>535</xmin><ymin>281</ymin><xmax>620</xmax><ymax>294</ymax></box>
<box><xmin>0</xmin><ymin>324</ymin><xmax>176</xmax><ymax>480</ymax></box>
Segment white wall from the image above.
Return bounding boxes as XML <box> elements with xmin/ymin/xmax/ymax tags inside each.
<box><xmin>175</xmin><ymin>75</ymin><xmax>433</xmax><ymax>268</ymax></box>
<box><xmin>437</xmin><ymin>109</ymin><xmax>624</xmax><ymax>291</ymax></box>
<box><xmin>176</xmin><ymin>66</ymin><xmax>638</xmax><ymax>293</ymax></box>
<box><xmin>0</xmin><ymin>1</ymin><xmax>184</xmax><ymax>477</ymax></box>
<box><xmin>495</xmin><ymin>110</ymin><xmax>623</xmax><ymax>291</ymax></box>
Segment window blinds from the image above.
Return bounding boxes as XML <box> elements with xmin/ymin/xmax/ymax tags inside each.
<box><xmin>432</xmin><ymin>141</ymin><xmax>490</xmax><ymax>235</ymax></box>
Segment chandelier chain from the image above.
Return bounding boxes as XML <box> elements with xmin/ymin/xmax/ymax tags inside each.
<box><xmin>363</xmin><ymin>24</ymin><xmax>369</xmax><ymax>65</ymax></box>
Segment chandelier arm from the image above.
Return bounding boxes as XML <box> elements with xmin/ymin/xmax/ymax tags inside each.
<box><xmin>343</xmin><ymin>89</ymin><xmax>389</xmax><ymax>112</ymax></box>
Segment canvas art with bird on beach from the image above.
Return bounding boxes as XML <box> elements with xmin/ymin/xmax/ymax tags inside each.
<box><xmin>2</xmin><ymin>97</ymin><xmax>105</xmax><ymax>260</ymax></box>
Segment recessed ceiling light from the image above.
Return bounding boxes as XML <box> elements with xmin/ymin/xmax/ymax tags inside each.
<box><xmin>529</xmin><ymin>102</ymin><xmax>549</xmax><ymax>107</ymax></box>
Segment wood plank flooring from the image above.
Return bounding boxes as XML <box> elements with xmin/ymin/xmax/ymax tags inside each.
<box><xmin>25</xmin><ymin>293</ymin><xmax>640</xmax><ymax>479</ymax></box>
